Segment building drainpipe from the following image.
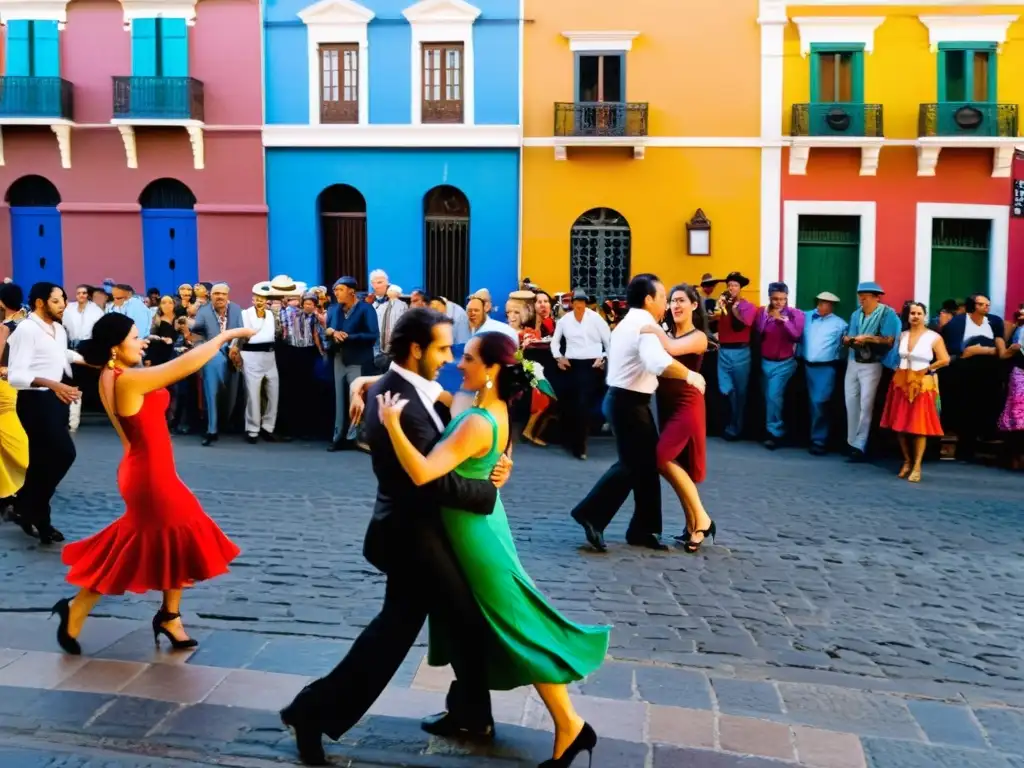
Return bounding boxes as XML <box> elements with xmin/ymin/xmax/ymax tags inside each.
<box><xmin>516</xmin><ymin>0</ymin><xmax>525</xmax><ymax>290</ymax></box>
<box><xmin>1008</xmin><ymin>149</ymin><xmax>1024</xmax><ymax>313</ymax></box>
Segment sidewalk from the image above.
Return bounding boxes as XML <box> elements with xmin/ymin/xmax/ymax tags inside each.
<box><xmin>0</xmin><ymin>613</ymin><xmax>1021</xmax><ymax>767</ymax></box>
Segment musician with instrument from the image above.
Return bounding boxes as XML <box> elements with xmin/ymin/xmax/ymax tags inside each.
<box><xmin>715</xmin><ymin>272</ymin><xmax>758</xmax><ymax>440</ymax></box>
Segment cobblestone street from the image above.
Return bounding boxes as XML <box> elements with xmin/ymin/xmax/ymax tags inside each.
<box><xmin>0</xmin><ymin>426</ymin><xmax>1022</xmax><ymax>767</ymax></box>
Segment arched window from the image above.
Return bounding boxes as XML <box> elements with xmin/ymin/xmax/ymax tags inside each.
<box><xmin>139</xmin><ymin>178</ymin><xmax>197</xmax><ymax>209</ymax></box>
<box><xmin>570</xmin><ymin>207</ymin><xmax>631</xmax><ymax>300</ymax></box>
<box><xmin>424</xmin><ymin>185</ymin><xmax>469</xmax><ymax>303</ymax></box>
<box><xmin>319</xmin><ymin>184</ymin><xmax>368</xmax><ymax>289</ymax></box>
<box><xmin>6</xmin><ymin>175</ymin><xmax>61</xmax><ymax>207</ymax></box>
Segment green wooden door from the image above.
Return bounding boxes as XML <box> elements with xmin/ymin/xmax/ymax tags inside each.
<box><xmin>930</xmin><ymin>218</ymin><xmax>990</xmax><ymax>313</ymax></box>
<box><xmin>796</xmin><ymin>215</ymin><xmax>860</xmax><ymax>312</ymax></box>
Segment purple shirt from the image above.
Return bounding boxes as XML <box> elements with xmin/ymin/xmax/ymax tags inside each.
<box><xmin>756</xmin><ymin>306</ymin><xmax>805</xmax><ymax>361</ymax></box>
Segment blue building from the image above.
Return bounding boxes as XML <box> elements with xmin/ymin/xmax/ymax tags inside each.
<box><xmin>262</xmin><ymin>0</ymin><xmax>521</xmax><ymax>300</ymax></box>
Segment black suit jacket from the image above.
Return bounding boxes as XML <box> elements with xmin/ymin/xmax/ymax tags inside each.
<box><xmin>940</xmin><ymin>313</ymin><xmax>1005</xmax><ymax>356</ymax></box>
<box><xmin>362</xmin><ymin>369</ymin><xmax>497</xmax><ymax>574</ymax></box>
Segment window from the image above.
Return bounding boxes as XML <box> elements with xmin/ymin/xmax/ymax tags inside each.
<box><xmin>319</xmin><ymin>44</ymin><xmax>358</xmax><ymax>124</ymax></box>
<box><xmin>131</xmin><ymin>17</ymin><xmax>189</xmax><ymax>77</ymax></box>
<box><xmin>576</xmin><ymin>54</ymin><xmax>623</xmax><ymax>103</ymax></box>
<box><xmin>422</xmin><ymin>43</ymin><xmax>463</xmax><ymax>124</ymax></box>
<box><xmin>5</xmin><ymin>20</ymin><xmax>60</xmax><ymax>77</ymax></box>
<box><xmin>939</xmin><ymin>43</ymin><xmax>996</xmax><ymax>103</ymax></box>
<box><xmin>810</xmin><ymin>45</ymin><xmax>864</xmax><ymax>103</ymax></box>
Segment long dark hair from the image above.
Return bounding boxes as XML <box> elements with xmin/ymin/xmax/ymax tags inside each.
<box><xmin>666</xmin><ymin>283</ymin><xmax>708</xmax><ymax>337</ymax></box>
<box><xmin>901</xmin><ymin>301</ymin><xmax>927</xmax><ymax>330</ymax></box>
<box><xmin>79</xmin><ymin>313</ymin><xmax>136</xmax><ymax>367</ymax></box>
<box><xmin>472</xmin><ymin>332</ymin><xmax>532</xmax><ymax>403</ymax></box>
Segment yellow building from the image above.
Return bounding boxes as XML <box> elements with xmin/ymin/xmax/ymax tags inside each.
<box><xmin>520</xmin><ymin>0</ymin><xmax>765</xmax><ymax>299</ymax></box>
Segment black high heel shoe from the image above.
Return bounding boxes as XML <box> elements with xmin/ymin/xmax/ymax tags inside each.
<box><xmin>51</xmin><ymin>598</ymin><xmax>81</xmax><ymax>656</ymax></box>
<box><xmin>539</xmin><ymin>722</ymin><xmax>597</xmax><ymax>768</ymax></box>
<box><xmin>684</xmin><ymin>520</ymin><xmax>716</xmax><ymax>553</ymax></box>
<box><xmin>152</xmin><ymin>610</ymin><xmax>199</xmax><ymax>650</ymax></box>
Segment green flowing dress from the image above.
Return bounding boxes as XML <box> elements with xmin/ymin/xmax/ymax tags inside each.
<box><xmin>428</xmin><ymin>407</ymin><xmax>610</xmax><ymax>690</ymax></box>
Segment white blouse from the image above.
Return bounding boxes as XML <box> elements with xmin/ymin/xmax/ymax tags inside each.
<box><xmin>897</xmin><ymin>329</ymin><xmax>938</xmax><ymax>372</ymax></box>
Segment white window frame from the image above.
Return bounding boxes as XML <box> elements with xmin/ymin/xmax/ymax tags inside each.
<box><xmin>299</xmin><ymin>0</ymin><xmax>373</xmax><ymax>126</ymax></box>
<box><xmin>782</xmin><ymin>200</ymin><xmax>877</xmax><ymax>307</ymax></box>
<box><xmin>791</xmin><ymin>16</ymin><xmax>885</xmax><ymax>56</ymax></box>
<box><xmin>403</xmin><ymin>0</ymin><xmax>481</xmax><ymax>125</ymax></box>
<box><xmin>918</xmin><ymin>15</ymin><xmax>1017</xmax><ymax>52</ymax></box>
<box><xmin>118</xmin><ymin>0</ymin><xmax>199</xmax><ymax>27</ymax></box>
<box><xmin>0</xmin><ymin>0</ymin><xmax>71</xmax><ymax>27</ymax></box>
<box><xmin>914</xmin><ymin>202</ymin><xmax>1009</xmax><ymax>317</ymax></box>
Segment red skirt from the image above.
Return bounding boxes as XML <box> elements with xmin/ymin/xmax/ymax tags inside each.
<box><xmin>880</xmin><ymin>369</ymin><xmax>943</xmax><ymax>437</ymax></box>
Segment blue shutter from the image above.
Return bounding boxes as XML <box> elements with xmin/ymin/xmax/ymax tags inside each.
<box><xmin>159</xmin><ymin>18</ymin><xmax>188</xmax><ymax>77</ymax></box>
<box><xmin>131</xmin><ymin>18</ymin><xmax>158</xmax><ymax>76</ymax></box>
<box><xmin>6</xmin><ymin>20</ymin><xmax>31</xmax><ymax>76</ymax></box>
<box><xmin>30</xmin><ymin>20</ymin><xmax>60</xmax><ymax>77</ymax></box>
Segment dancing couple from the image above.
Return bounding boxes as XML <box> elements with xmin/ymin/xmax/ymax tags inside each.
<box><xmin>51</xmin><ymin>312</ymin><xmax>247</xmax><ymax>654</ymax></box>
<box><xmin>571</xmin><ymin>275</ymin><xmax>715</xmax><ymax>553</ymax></box>
<box><xmin>280</xmin><ymin>308</ymin><xmax>610</xmax><ymax>768</ymax></box>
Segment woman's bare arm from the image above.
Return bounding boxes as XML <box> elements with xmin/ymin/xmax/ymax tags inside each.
<box><xmin>118</xmin><ymin>328</ymin><xmax>252</xmax><ymax>398</ymax></box>
<box><xmin>383</xmin><ymin>404</ymin><xmax>491</xmax><ymax>486</ymax></box>
<box><xmin>640</xmin><ymin>324</ymin><xmax>708</xmax><ymax>357</ymax></box>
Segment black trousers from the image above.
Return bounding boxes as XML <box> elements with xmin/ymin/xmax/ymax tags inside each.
<box><xmin>15</xmin><ymin>390</ymin><xmax>76</xmax><ymax>531</ymax></box>
<box><xmin>562</xmin><ymin>359</ymin><xmax>600</xmax><ymax>457</ymax></box>
<box><xmin>570</xmin><ymin>387</ymin><xmax>662</xmax><ymax>536</ymax></box>
<box><xmin>298</xmin><ymin>520</ymin><xmax>493</xmax><ymax>739</ymax></box>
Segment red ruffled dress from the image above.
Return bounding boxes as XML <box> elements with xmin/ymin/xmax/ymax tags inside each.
<box><xmin>62</xmin><ymin>372</ymin><xmax>240</xmax><ymax>595</ymax></box>
<box><xmin>880</xmin><ymin>329</ymin><xmax>943</xmax><ymax>437</ymax></box>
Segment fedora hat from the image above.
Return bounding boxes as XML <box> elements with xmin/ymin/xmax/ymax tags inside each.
<box><xmin>724</xmin><ymin>271</ymin><xmax>750</xmax><ymax>288</ymax></box>
<box><xmin>816</xmin><ymin>291</ymin><xmax>841</xmax><ymax>303</ymax></box>
<box><xmin>269</xmin><ymin>274</ymin><xmax>303</xmax><ymax>296</ymax></box>
<box><xmin>699</xmin><ymin>273</ymin><xmax>723</xmax><ymax>288</ymax></box>
<box><xmin>251</xmin><ymin>281</ymin><xmax>273</xmax><ymax>297</ymax></box>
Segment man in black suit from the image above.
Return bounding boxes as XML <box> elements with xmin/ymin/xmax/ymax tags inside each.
<box><xmin>281</xmin><ymin>308</ymin><xmax>511</xmax><ymax>766</ymax></box>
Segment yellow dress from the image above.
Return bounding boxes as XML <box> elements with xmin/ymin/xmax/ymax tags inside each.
<box><xmin>0</xmin><ymin>378</ymin><xmax>28</xmax><ymax>498</ymax></box>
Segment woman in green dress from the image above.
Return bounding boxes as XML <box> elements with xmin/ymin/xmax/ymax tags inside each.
<box><xmin>375</xmin><ymin>331</ymin><xmax>610</xmax><ymax>768</ymax></box>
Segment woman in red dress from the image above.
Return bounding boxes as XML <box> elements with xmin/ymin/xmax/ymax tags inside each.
<box><xmin>641</xmin><ymin>284</ymin><xmax>715</xmax><ymax>553</ymax></box>
<box><xmin>522</xmin><ymin>290</ymin><xmax>557</xmax><ymax>445</ymax></box>
<box><xmin>52</xmin><ymin>313</ymin><xmax>252</xmax><ymax>655</ymax></box>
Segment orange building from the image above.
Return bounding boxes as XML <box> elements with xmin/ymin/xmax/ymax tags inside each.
<box><xmin>768</xmin><ymin>0</ymin><xmax>1024</xmax><ymax>316</ymax></box>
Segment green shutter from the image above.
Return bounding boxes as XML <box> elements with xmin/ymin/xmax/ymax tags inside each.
<box><xmin>159</xmin><ymin>18</ymin><xmax>188</xmax><ymax>77</ymax></box>
<box><xmin>6</xmin><ymin>20</ymin><xmax>31</xmax><ymax>77</ymax></box>
<box><xmin>938</xmin><ymin>42</ymin><xmax>997</xmax><ymax>103</ymax></box>
<box><xmin>131</xmin><ymin>18</ymin><xmax>158</xmax><ymax>76</ymax></box>
<box><xmin>809</xmin><ymin>44</ymin><xmax>865</xmax><ymax>104</ymax></box>
<box><xmin>30</xmin><ymin>20</ymin><xmax>60</xmax><ymax>78</ymax></box>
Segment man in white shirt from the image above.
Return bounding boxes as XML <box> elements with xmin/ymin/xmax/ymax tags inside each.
<box><xmin>63</xmin><ymin>284</ymin><xmax>104</xmax><ymax>433</ymax></box>
<box><xmin>237</xmin><ymin>282</ymin><xmax>282</xmax><ymax>444</ymax></box>
<box><xmin>466</xmin><ymin>295</ymin><xmax>518</xmax><ymax>344</ymax></box>
<box><xmin>551</xmin><ymin>289</ymin><xmax>612</xmax><ymax>460</ymax></box>
<box><xmin>6</xmin><ymin>282</ymin><xmax>83</xmax><ymax>546</ymax></box>
<box><xmin>569</xmin><ymin>274</ymin><xmax>705</xmax><ymax>553</ymax></box>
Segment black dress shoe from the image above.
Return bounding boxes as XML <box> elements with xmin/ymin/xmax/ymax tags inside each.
<box><xmin>10</xmin><ymin>512</ymin><xmax>38</xmax><ymax>539</ymax></box>
<box><xmin>44</xmin><ymin>526</ymin><xmax>65</xmax><ymax>543</ymax></box>
<box><xmin>626</xmin><ymin>533</ymin><xmax>669</xmax><ymax>551</ymax></box>
<box><xmin>201</xmin><ymin>433</ymin><xmax>217</xmax><ymax>447</ymax></box>
<box><xmin>326</xmin><ymin>440</ymin><xmax>348</xmax><ymax>453</ymax></box>
<box><xmin>245</xmin><ymin>435</ymin><xmax>258</xmax><ymax>444</ymax></box>
<box><xmin>571</xmin><ymin>511</ymin><xmax>606</xmax><ymax>553</ymax></box>
<box><xmin>809</xmin><ymin>444</ymin><xmax>826</xmax><ymax>456</ymax></box>
<box><xmin>280</xmin><ymin>704</ymin><xmax>328</xmax><ymax>766</ymax></box>
<box><xmin>262</xmin><ymin>430</ymin><xmax>290</xmax><ymax>442</ymax></box>
<box><xmin>421</xmin><ymin>711</ymin><xmax>494</xmax><ymax>741</ymax></box>
<box><xmin>846</xmin><ymin>448</ymin><xmax>866</xmax><ymax>463</ymax></box>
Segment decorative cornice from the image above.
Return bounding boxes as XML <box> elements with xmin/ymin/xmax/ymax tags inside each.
<box><xmin>118</xmin><ymin>0</ymin><xmax>199</xmax><ymax>26</ymax></box>
<box><xmin>918</xmin><ymin>15</ymin><xmax>1018</xmax><ymax>52</ymax></box>
<box><xmin>402</xmin><ymin>0</ymin><xmax>480</xmax><ymax>25</ymax></box>
<box><xmin>0</xmin><ymin>0</ymin><xmax>70</xmax><ymax>27</ymax></box>
<box><xmin>561</xmin><ymin>30</ymin><xmax>640</xmax><ymax>52</ymax></box>
<box><xmin>298</xmin><ymin>0</ymin><xmax>374</xmax><ymax>26</ymax></box>
<box><xmin>791</xmin><ymin>17</ymin><xmax>885</xmax><ymax>56</ymax></box>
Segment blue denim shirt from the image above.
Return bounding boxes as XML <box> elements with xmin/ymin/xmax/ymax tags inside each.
<box><xmin>800</xmin><ymin>309</ymin><xmax>848</xmax><ymax>363</ymax></box>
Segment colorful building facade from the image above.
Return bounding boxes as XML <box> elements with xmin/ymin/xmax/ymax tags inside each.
<box><xmin>767</xmin><ymin>0</ymin><xmax>1024</xmax><ymax>316</ymax></box>
<box><xmin>262</xmin><ymin>0</ymin><xmax>520</xmax><ymax>298</ymax></box>
<box><xmin>0</xmin><ymin>0</ymin><xmax>267</xmax><ymax>296</ymax></box>
<box><xmin>519</xmin><ymin>0</ymin><xmax>765</xmax><ymax>301</ymax></box>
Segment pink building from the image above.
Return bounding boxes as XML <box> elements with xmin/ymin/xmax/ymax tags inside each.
<box><xmin>0</xmin><ymin>0</ymin><xmax>266</xmax><ymax>297</ymax></box>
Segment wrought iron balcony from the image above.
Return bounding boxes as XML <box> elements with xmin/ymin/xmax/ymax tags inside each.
<box><xmin>918</xmin><ymin>102</ymin><xmax>1018</xmax><ymax>138</ymax></box>
<box><xmin>112</xmin><ymin>76</ymin><xmax>204</xmax><ymax>121</ymax></box>
<box><xmin>554</xmin><ymin>102</ymin><xmax>648</xmax><ymax>138</ymax></box>
<box><xmin>790</xmin><ymin>103</ymin><xmax>883</xmax><ymax>138</ymax></box>
<box><xmin>0</xmin><ymin>77</ymin><xmax>73</xmax><ymax>120</ymax></box>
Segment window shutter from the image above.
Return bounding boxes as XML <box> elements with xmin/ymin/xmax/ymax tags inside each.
<box><xmin>131</xmin><ymin>18</ymin><xmax>158</xmax><ymax>77</ymax></box>
<box><xmin>159</xmin><ymin>18</ymin><xmax>189</xmax><ymax>78</ymax></box>
<box><xmin>31</xmin><ymin>20</ymin><xmax>61</xmax><ymax>78</ymax></box>
<box><xmin>6</xmin><ymin>20</ymin><xmax>31</xmax><ymax>77</ymax></box>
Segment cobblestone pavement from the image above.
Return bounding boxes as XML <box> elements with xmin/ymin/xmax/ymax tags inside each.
<box><xmin>0</xmin><ymin>427</ymin><xmax>1022</xmax><ymax>767</ymax></box>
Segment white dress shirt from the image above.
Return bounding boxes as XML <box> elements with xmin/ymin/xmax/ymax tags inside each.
<box><xmin>605</xmin><ymin>308</ymin><xmax>675</xmax><ymax>394</ymax></box>
<box><xmin>242</xmin><ymin>306</ymin><xmax>276</xmax><ymax>344</ymax></box>
<box><xmin>552</xmin><ymin>308</ymin><xmax>612</xmax><ymax>360</ymax></box>
<box><xmin>7</xmin><ymin>313</ymin><xmax>82</xmax><ymax>390</ymax></box>
<box><xmin>472</xmin><ymin>316</ymin><xmax>520</xmax><ymax>344</ymax></box>
<box><xmin>62</xmin><ymin>301</ymin><xmax>104</xmax><ymax>343</ymax></box>
<box><xmin>390</xmin><ymin>361</ymin><xmax>444</xmax><ymax>431</ymax></box>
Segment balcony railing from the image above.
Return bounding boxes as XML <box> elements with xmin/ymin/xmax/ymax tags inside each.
<box><xmin>791</xmin><ymin>103</ymin><xmax>883</xmax><ymax>138</ymax></box>
<box><xmin>112</xmin><ymin>76</ymin><xmax>205</xmax><ymax>121</ymax></box>
<box><xmin>554</xmin><ymin>102</ymin><xmax>649</xmax><ymax>138</ymax></box>
<box><xmin>918</xmin><ymin>102</ymin><xmax>1018</xmax><ymax>138</ymax></box>
<box><xmin>0</xmin><ymin>77</ymin><xmax>73</xmax><ymax>120</ymax></box>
